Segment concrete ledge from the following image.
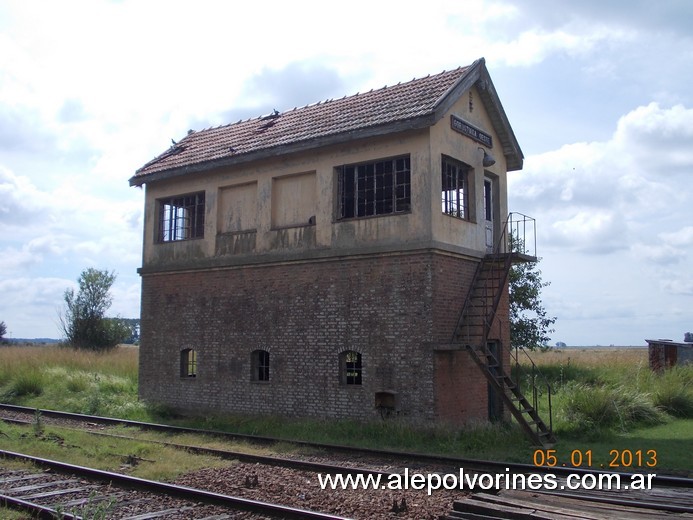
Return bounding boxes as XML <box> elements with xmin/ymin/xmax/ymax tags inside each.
<box><xmin>137</xmin><ymin>240</ymin><xmax>485</xmax><ymax>275</ymax></box>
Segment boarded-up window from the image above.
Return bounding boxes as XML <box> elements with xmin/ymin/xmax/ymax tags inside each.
<box><xmin>272</xmin><ymin>172</ymin><xmax>316</xmax><ymax>228</ymax></box>
<box><xmin>218</xmin><ymin>182</ymin><xmax>257</xmax><ymax>233</ymax></box>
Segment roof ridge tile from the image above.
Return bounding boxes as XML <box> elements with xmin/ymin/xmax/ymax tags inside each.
<box><xmin>133</xmin><ymin>64</ymin><xmax>476</xmax><ymax>179</ymax></box>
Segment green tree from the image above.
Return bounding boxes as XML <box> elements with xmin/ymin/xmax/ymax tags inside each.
<box><xmin>59</xmin><ymin>268</ymin><xmax>130</xmax><ymax>350</ymax></box>
<box><xmin>0</xmin><ymin>321</ymin><xmax>7</xmax><ymax>343</ymax></box>
<box><xmin>509</xmin><ymin>242</ymin><xmax>557</xmax><ymax>351</ymax></box>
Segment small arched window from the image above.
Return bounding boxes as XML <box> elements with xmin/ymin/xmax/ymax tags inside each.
<box><xmin>340</xmin><ymin>350</ymin><xmax>362</xmax><ymax>385</ymax></box>
<box><xmin>180</xmin><ymin>348</ymin><xmax>197</xmax><ymax>378</ymax></box>
<box><xmin>251</xmin><ymin>349</ymin><xmax>270</xmax><ymax>382</ymax></box>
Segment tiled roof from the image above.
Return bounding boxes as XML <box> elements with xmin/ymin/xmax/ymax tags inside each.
<box><xmin>131</xmin><ymin>64</ymin><xmax>478</xmax><ymax>184</ymax></box>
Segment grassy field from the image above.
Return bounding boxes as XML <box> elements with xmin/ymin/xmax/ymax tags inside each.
<box><xmin>0</xmin><ymin>344</ymin><xmax>690</xmax><ymax>475</ymax></box>
<box><xmin>521</xmin><ymin>348</ymin><xmax>692</xmax><ymax>473</ymax></box>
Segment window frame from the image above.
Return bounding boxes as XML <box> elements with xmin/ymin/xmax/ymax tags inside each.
<box><xmin>336</xmin><ymin>155</ymin><xmax>411</xmax><ymax>220</ymax></box>
<box><xmin>251</xmin><ymin>349</ymin><xmax>270</xmax><ymax>382</ymax></box>
<box><xmin>180</xmin><ymin>348</ymin><xmax>197</xmax><ymax>378</ymax></box>
<box><xmin>158</xmin><ymin>191</ymin><xmax>206</xmax><ymax>243</ymax></box>
<box><xmin>339</xmin><ymin>350</ymin><xmax>363</xmax><ymax>386</ymax></box>
<box><xmin>441</xmin><ymin>156</ymin><xmax>470</xmax><ymax>220</ymax></box>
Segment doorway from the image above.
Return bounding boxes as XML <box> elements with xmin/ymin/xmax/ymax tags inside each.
<box><xmin>484</xmin><ymin>178</ymin><xmax>495</xmax><ymax>252</ymax></box>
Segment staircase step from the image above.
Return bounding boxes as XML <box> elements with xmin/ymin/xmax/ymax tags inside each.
<box><xmin>453</xmin><ymin>250</ymin><xmax>554</xmax><ymax>446</ymax></box>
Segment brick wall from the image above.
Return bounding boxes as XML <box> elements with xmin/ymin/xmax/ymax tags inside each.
<box><xmin>139</xmin><ymin>250</ymin><xmax>497</xmax><ymax>424</ymax></box>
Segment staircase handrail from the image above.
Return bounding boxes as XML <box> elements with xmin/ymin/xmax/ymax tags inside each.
<box><xmin>493</xmin><ymin>212</ymin><xmax>537</xmax><ymax>258</ymax></box>
<box><xmin>510</xmin><ymin>343</ymin><xmax>553</xmax><ymax>435</ymax></box>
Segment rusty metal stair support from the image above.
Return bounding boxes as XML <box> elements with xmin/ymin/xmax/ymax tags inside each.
<box><xmin>451</xmin><ymin>213</ymin><xmax>555</xmax><ymax>446</ymax></box>
<box><xmin>451</xmin><ymin>253</ymin><xmax>513</xmax><ymax>349</ymax></box>
<box><xmin>467</xmin><ymin>343</ymin><xmax>556</xmax><ymax>446</ymax></box>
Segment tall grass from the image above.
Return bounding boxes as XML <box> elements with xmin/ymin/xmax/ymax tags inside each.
<box><xmin>1</xmin><ymin>344</ymin><xmax>690</xmax><ymax>471</ymax></box>
<box><xmin>0</xmin><ymin>345</ymin><xmax>137</xmax><ymax>379</ymax></box>
<box><xmin>557</xmin><ymin>382</ymin><xmax>666</xmax><ymax>436</ymax></box>
<box><xmin>521</xmin><ymin>348</ymin><xmax>693</xmax><ymax>436</ymax></box>
<box><xmin>0</xmin><ymin>345</ymin><xmax>143</xmax><ymax>418</ymax></box>
<box><xmin>651</xmin><ymin>366</ymin><xmax>693</xmax><ymax>418</ymax></box>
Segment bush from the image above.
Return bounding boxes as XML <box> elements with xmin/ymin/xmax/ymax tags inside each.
<box><xmin>60</xmin><ymin>269</ymin><xmax>130</xmax><ymax>350</ymax></box>
<box><xmin>5</xmin><ymin>371</ymin><xmax>44</xmax><ymax>399</ymax></box>
<box><xmin>558</xmin><ymin>382</ymin><xmax>666</xmax><ymax>435</ymax></box>
<box><xmin>654</xmin><ymin>386</ymin><xmax>693</xmax><ymax>418</ymax></box>
<box><xmin>652</xmin><ymin>368</ymin><xmax>693</xmax><ymax>418</ymax></box>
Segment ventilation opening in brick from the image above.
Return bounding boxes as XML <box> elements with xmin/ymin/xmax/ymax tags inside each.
<box><xmin>375</xmin><ymin>391</ymin><xmax>398</xmax><ymax>417</ymax></box>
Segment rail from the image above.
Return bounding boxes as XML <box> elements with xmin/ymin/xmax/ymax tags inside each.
<box><xmin>0</xmin><ymin>449</ymin><xmax>348</xmax><ymax>520</ymax></box>
<box><xmin>1</xmin><ymin>405</ymin><xmax>691</xmax><ymax>487</ymax></box>
<box><xmin>502</xmin><ymin>212</ymin><xmax>537</xmax><ymax>257</ymax></box>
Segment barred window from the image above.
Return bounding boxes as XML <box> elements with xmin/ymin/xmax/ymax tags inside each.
<box><xmin>337</xmin><ymin>156</ymin><xmax>410</xmax><ymax>219</ymax></box>
<box><xmin>441</xmin><ymin>157</ymin><xmax>469</xmax><ymax>220</ymax></box>
<box><xmin>159</xmin><ymin>192</ymin><xmax>205</xmax><ymax>242</ymax></box>
<box><xmin>340</xmin><ymin>350</ymin><xmax>362</xmax><ymax>385</ymax></box>
<box><xmin>180</xmin><ymin>348</ymin><xmax>197</xmax><ymax>378</ymax></box>
<box><xmin>251</xmin><ymin>349</ymin><xmax>270</xmax><ymax>382</ymax></box>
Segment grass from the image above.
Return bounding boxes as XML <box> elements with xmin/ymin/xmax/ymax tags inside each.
<box><xmin>520</xmin><ymin>347</ymin><xmax>692</xmax><ymax>473</ymax></box>
<box><xmin>0</xmin><ymin>345</ymin><xmax>148</xmax><ymax>419</ymax></box>
<box><xmin>0</xmin><ymin>344</ymin><xmax>690</xmax><ymax>475</ymax></box>
<box><xmin>0</xmin><ymin>420</ymin><xmax>232</xmax><ymax>482</ymax></box>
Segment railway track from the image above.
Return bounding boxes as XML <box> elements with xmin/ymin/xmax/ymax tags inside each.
<box><xmin>1</xmin><ymin>403</ymin><xmax>692</xmax><ymax>519</ymax></box>
<box><xmin>0</xmin><ymin>449</ymin><xmax>348</xmax><ymax>519</ymax></box>
<box><xmin>0</xmin><ymin>403</ymin><xmax>690</xmax><ymax>487</ymax></box>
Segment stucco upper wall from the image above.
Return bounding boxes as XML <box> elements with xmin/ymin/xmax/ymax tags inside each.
<box><xmin>140</xmin><ymin>84</ymin><xmax>517</xmax><ymax>272</ymax></box>
<box><xmin>429</xmin><ymin>85</ymin><xmax>509</xmax><ymax>253</ymax></box>
<box><xmin>141</xmin><ymin>130</ymin><xmax>436</xmax><ymax>271</ymax></box>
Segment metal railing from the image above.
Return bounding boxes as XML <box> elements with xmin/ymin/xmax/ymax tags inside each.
<box><xmin>510</xmin><ymin>342</ymin><xmax>553</xmax><ymax>436</ymax></box>
<box><xmin>453</xmin><ymin>213</ymin><xmax>538</xmax><ymax>345</ymax></box>
<box><xmin>495</xmin><ymin>212</ymin><xmax>537</xmax><ymax>258</ymax></box>
<box><xmin>451</xmin><ymin>212</ymin><xmax>553</xmax><ymax>439</ymax></box>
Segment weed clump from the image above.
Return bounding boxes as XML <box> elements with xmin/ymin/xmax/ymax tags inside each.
<box><xmin>652</xmin><ymin>368</ymin><xmax>693</xmax><ymax>418</ymax></box>
<box><xmin>557</xmin><ymin>382</ymin><xmax>666</xmax><ymax>436</ymax></box>
<box><xmin>3</xmin><ymin>370</ymin><xmax>44</xmax><ymax>400</ymax></box>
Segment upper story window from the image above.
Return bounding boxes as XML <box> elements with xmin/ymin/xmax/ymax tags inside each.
<box><xmin>441</xmin><ymin>156</ymin><xmax>469</xmax><ymax>220</ymax></box>
<box><xmin>337</xmin><ymin>156</ymin><xmax>411</xmax><ymax>220</ymax></box>
<box><xmin>158</xmin><ymin>192</ymin><xmax>205</xmax><ymax>242</ymax></box>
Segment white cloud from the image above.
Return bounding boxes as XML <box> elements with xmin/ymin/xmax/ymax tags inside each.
<box><xmin>661</xmin><ymin>226</ymin><xmax>693</xmax><ymax>247</ymax></box>
<box><xmin>612</xmin><ymin>103</ymin><xmax>693</xmax><ymax>174</ymax></box>
<box><xmin>511</xmin><ymin>103</ymin><xmax>693</xmax><ymax>255</ymax></box>
<box><xmin>0</xmin><ymin>165</ymin><xmax>46</xmax><ymax>207</ymax></box>
<box><xmin>510</xmin><ymin>101</ymin><xmax>692</xmax><ymax>344</ymax></box>
<box><xmin>0</xmin><ymin>277</ymin><xmax>71</xmax><ymax>338</ymax></box>
<box><xmin>0</xmin><ymin>0</ymin><xmax>691</xmax><ymax>344</ymax></box>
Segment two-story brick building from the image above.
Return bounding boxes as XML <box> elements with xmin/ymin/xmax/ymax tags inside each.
<box><xmin>130</xmin><ymin>58</ymin><xmax>552</xmax><ymax>441</ymax></box>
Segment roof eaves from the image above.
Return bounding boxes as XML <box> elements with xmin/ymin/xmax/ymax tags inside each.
<box><xmin>128</xmin><ymin>113</ymin><xmax>437</xmax><ymax>186</ymax></box>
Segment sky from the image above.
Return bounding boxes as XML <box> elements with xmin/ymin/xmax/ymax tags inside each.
<box><xmin>0</xmin><ymin>0</ymin><xmax>691</xmax><ymax>346</ymax></box>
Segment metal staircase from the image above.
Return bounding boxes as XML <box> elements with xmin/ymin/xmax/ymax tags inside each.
<box><xmin>452</xmin><ymin>213</ymin><xmax>555</xmax><ymax>446</ymax></box>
